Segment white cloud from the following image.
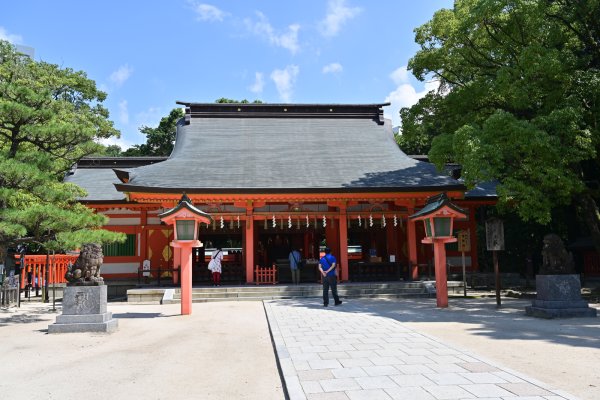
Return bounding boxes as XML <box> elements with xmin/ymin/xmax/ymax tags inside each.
<box><xmin>270</xmin><ymin>65</ymin><xmax>299</xmax><ymax>102</ymax></box>
<box><xmin>0</xmin><ymin>27</ymin><xmax>23</xmax><ymax>44</ymax></box>
<box><xmin>390</xmin><ymin>66</ymin><xmax>409</xmax><ymax>85</ymax></box>
<box><xmin>319</xmin><ymin>0</ymin><xmax>361</xmax><ymax>38</ymax></box>
<box><xmin>245</xmin><ymin>12</ymin><xmax>300</xmax><ymax>54</ymax></box>
<box><xmin>384</xmin><ymin>65</ymin><xmax>439</xmax><ymax>127</ymax></box>
<box><xmin>109</xmin><ymin>64</ymin><xmax>133</xmax><ymax>87</ymax></box>
<box><xmin>98</xmin><ymin>135</ymin><xmax>136</xmax><ymax>151</ymax></box>
<box><xmin>189</xmin><ymin>2</ymin><xmax>228</xmax><ymax>22</ymax></box>
<box><xmin>135</xmin><ymin>106</ymin><xmax>163</xmax><ymax>129</ymax></box>
<box><xmin>118</xmin><ymin>100</ymin><xmax>129</xmax><ymax>125</ymax></box>
<box><xmin>322</xmin><ymin>62</ymin><xmax>343</xmax><ymax>74</ymax></box>
<box><xmin>249</xmin><ymin>72</ymin><xmax>265</xmax><ymax>94</ymax></box>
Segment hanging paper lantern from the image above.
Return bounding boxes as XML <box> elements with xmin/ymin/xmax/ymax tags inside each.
<box><xmin>393</xmin><ymin>214</ymin><xmax>398</xmax><ymax>227</ymax></box>
<box><xmin>369</xmin><ymin>214</ymin><xmax>373</xmax><ymax>227</ymax></box>
<box><xmin>358</xmin><ymin>215</ymin><xmax>362</xmax><ymax>227</ymax></box>
<box><xmin>382</xmin><ymin>215</ymin><xmax>386</xmax><ymax>228</ymax></box>
<box><xmin>272</xmin><ymin>215</ymin><xmax>276</xmax><ymax>228</ymax></box>
<box><xmin>322</xmin><ymin>215</ymin><xmax>327</xmax><ymax>228</ymax></box>
<box><xmin>288</xmin><ymin>215</ymin><xmax>292</xmax><ymax>229</ymax></box>
<box><xmin>220</xmin><ymin>216</ymin><xmax>225</xmax><ymax>229</ymax></box>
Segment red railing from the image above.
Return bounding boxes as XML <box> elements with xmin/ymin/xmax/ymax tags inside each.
<box><xmin>18</xmin><ymin>254</ymin><xmax>78</xmax><ymax>288</ymax></box>
<box><xmin>254</xmin><ymin>264</ymin><xmax>278</xmax><ymax>285</ymax></box>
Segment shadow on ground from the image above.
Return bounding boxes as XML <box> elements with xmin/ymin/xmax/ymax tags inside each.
<box><xmin>272</xmin><ymin>297</ymin><xmax>600</xmax><ymax>350</ymax></box>
<box><xmin>112</xmin><ymin>312</ymin><xmax>174</xmax><ymax>319</ymax></box>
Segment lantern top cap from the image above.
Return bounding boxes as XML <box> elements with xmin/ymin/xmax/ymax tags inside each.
<box><xmin>409</xmin><ymin>192</ymin><xmax>466</xmax><ymax>220</ymax></box>
<box><xmin>158</xmin><ymin>193</ymin><xmax>214</xmax><ymax>222</ymax></box>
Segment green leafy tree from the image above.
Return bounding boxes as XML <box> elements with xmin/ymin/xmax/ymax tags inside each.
<box><xmin>0</xmin><ymin>40</ymin><xmax>124</xmax><ymax>261</ymax></box>
<box><xmin>215</xmin><ymin>97</ymin><xmax>263</xmax><ymax>104</ymax></box>
<box><xmin>122</xmin><ymin>108</ymin><xmax>184</xmax><ymax>156</ymax></box>
<box><xmin>403</xmin><ymin>0</ymin><xmax>600</xmax><ymax>252</ymax></box>
<box><xmin>102</xmin><ymin>144</ymin><xmax>123</xmax><ymax>157</ymax></box>
<box><xmin>122</xmin><ymin>98</ymin><xmax>264</xmax><ymax>156</ymax></box>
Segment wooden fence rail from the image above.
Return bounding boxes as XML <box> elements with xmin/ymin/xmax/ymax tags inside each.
<box><xmin>18</xmin><ymin>254</ymin><xmax>78</xmax><ymax>288</ymax></box>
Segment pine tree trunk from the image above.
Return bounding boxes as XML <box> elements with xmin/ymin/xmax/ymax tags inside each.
<box><xmin>0</xmin><ymin>243</ymin><xmax>7</xmax><ymax>267</ymax></box>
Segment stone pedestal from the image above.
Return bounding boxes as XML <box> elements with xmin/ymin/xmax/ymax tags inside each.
<box><xmin>48</xmin><ymin>285</ymin><xmax>118</xmax><ymax>333</ymax></box>
<box><xmin>526</xmin><ymin>275</ymin><xmax>597</xmax><ymax>318</ymax></box>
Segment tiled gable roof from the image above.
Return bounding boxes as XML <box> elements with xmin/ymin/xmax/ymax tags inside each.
<box><xmin>115</xmin><ymin>103</ymin><xmax>464</xmax><ymax>193</ymax></box>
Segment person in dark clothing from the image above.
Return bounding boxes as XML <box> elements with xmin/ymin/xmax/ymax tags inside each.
<box><xmin>319</xmin><ymin>247</ymin><xmax>342</xmax><ymax>307</ymax></box>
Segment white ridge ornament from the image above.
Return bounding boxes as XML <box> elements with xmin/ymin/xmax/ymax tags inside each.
<box><xmin>323</xmin><ymin>215</ymin><xmax>327</xmax><ymax>227</ymax></box>
<box><xmin>237</xmin><ymin>215</ymin><xmax>240</xmax><ymax>228</ymax></box>
<box><xmin>393</xmin><ymin>214</ymin><xmax>398</xmax><ymax>227</ymax></box>
<box><xmin>306</xmin><ymin>215</ymin><xmax>309</xmax><ymax>228</ymax></box>
<box><xmin>288</xmin><ymin>215</ymin><xmax>292</xmax><ymax>229</ymax></box>
<box><xmin>220</xmin><ymin>216</ymin><xmax>224</xmax><ymax>229</ymax></box>
<box><xmin>358</xmin><ymin>215</ymin><xmax>362</xmax><ymax>227</ymax></box>
<box><xmin>272</xmin><ymin>215</ymin><xmax>276</xmax><ymax>228</ymax></box>
<box><xmin>369</xmin><ymin>214</ymin><xmax>373</xmax><ymax>227</ymax></box>
<box><xmin>382</xmin><ymin>215</ymin><xmax>386</xmax><ymax>228</ymax></box>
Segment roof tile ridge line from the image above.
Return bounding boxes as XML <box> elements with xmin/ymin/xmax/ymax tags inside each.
<box><xmin>176</xmin><ymin>101</ymin><xmax>391</xmax><ymax>107</ymax></box>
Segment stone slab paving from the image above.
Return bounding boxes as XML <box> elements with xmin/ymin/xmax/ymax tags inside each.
<box><xmin>264</xmin><ymin>299</ymin><xmax>580</xmax><ymax>400</ymax></box>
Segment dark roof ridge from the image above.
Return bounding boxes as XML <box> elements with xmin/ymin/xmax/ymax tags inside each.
<box><xmin>176</xmin><ymin>101</ymin><xmax>391</xmax><ymax>107</ymax></box>
<box><xmin>178</xmin><ymin>102</ymin><xmax>390</xmax><ymax>125</ymax></box>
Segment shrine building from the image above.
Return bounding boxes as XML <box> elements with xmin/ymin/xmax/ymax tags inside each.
<box><xmin>66</xmin><ymin>102</ymin><xmax>496</xmax><ymax>284</ymax></box>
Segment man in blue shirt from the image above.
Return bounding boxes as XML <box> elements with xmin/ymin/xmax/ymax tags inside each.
<box><xmin>319</xmin><ymin>247</ymin><xmax>342</xmax><ymax>307</ymax></box>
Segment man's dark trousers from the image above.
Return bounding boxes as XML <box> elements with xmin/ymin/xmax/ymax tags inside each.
<box><xmin>323</xmin><ymin>275</ymin><xmax>340</xmax><ymax>306</ymax></box>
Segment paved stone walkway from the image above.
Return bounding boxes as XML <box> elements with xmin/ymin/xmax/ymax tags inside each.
<box><xmin>264</xmin><ymin>299</ymin><xmax>580</xmax><ymax>400</ymax></box>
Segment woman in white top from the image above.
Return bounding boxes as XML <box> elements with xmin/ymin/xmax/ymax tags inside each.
<box><xmin>208</xmin><ymin>248</ymin><xmax>224</xmax><ymax>286</ymax></box>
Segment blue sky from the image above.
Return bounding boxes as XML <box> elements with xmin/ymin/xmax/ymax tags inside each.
<box><xmin>2</xmin><ymin>0</ymin><xmax>452</xmax><ymax>150</ymax></box>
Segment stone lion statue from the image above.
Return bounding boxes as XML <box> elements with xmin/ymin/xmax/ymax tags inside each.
<box><xmin>65</xmin><ymin>243</ymin><xmax>104</xmax><ymax>285</ymax></box>
<box><xmin>539</xmin><ymin>234</ymin><xmax>575</xmax><ymax>275</ymax></box>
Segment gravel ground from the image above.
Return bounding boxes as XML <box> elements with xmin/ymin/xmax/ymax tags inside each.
<box><xmin>374</xmin><ymin>296</ymin><xmax>600</xmax><ymax>400</ymax></box>
<box><xmin>0</xmin><ymin>301</ymin><xmax>284</xmax><ymax>400</ymax></box>
<box><xmin>1</xmin><ymin>296</ymin><xmax>598</xmax><ymax>400</ymax></box>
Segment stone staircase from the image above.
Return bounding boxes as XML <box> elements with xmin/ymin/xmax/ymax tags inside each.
<box><xmin>157</xmin><ymin>282</ymin><xmax>433</xmax><ymax>304</ymax></box>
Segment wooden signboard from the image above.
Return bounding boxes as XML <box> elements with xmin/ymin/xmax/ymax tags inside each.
<box><xmin>457</xmin><ymin>230</ymin><xmax>470</xmax><ymax>252</ymax></box>
<box><xmin>485</xmin><ymin>218</ymin><xmax>504</xmax><ymax>307</ymax></box>
<box><xmin>485</xmin><ymin>218</ymin><xmax>505</xmax><ymax>251</ymax></box>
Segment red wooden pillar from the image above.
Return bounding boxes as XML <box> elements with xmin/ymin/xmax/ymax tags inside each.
<box><xmin>325</xmin><ymin>222</ymin><xmax>339</xmax><ymax>259</ymax></box>
<box><xmin>171</xmin><ymin>241</ymin><xmax>197</xmax><ymax>315</ymax></box>
<box><xmin>140</xmin><ymin>209</ymin><xmax>148</xmax><ymax>260</ymax></box>
<box><xmin>173</xmin><ymin>247</ymin><xmax>181</xmax><ymax>284</ymax></box>
<box><xmin>245</xmin><ymin>212</ymin><xmax>255</xmax><ymax>283</ymax></box>
<box><xmin>386</xmin><ymin>220</ymin><xmax>396</xmax><ymax>262</ymax></box>
<box><xmin>407</xmin><ymin>208</ymin><xmax>419</xmax><ymax>280</ymax></box>
<box><xmin>338</xmin><ymin>207</ymin><xmax>348</xmax><ymax>282</ymax></box>
<box><xmin>433</xmin><ymin>240</ymin><xmax>449</xmax><ymax>308</ymax></box>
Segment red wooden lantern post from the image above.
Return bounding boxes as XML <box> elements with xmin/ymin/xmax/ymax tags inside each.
<box><xmin>159</xmin><ymin>194</ymin><xmax>213</xmax><ymax>315</ymax></box>
<box><xmin>410</xmin><ymin>193</ymin><xmax>466</xmax><ymax>308</ymax></box>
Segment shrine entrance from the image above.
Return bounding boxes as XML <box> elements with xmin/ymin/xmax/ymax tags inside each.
<box><xmin>192</xmin><ymin>231</ymin><xmax>244</xmax><ymax>284</ymax></box>
<box><xmin>255</xmin><ymin>221</ymin><xmax>325</xmax><ymax>284</ymax></box>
